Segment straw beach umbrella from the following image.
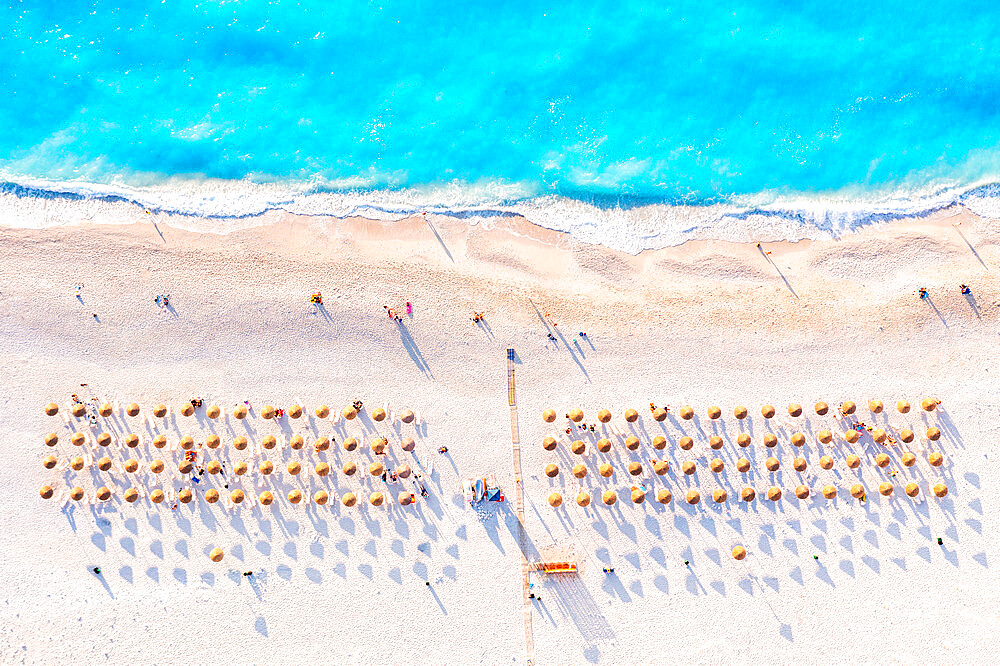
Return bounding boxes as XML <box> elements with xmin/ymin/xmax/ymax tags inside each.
<box><xmin>922</xmin><ymin>398</ymin><xmax>938</xmax><ymax>412</ymax></box>
<box><xmin>340</xmin><ymin>437</ymin><xmax>355</xmax><ymax>452</ymax></box>
<box><xmin>793</xmin><ymin>457</ymin><xmax>807</xmax><ymax>472</ymax></box>
<box><xmin>710</xmin><ymin>436</ymin><xmax>723</xmax><ymax>450</ymax></box>
<box><xmin>548</xmin><ymin>492</ymin><xmax>563</xmax><ymax>507</ymax></box>
<box><xmin>369</xmin><ymin>492</ymin><xmax>385</xmax><ymax>506</ymax></box>
<box><xmin>343</xmin><ymin>406</ymin><xmax>358</xmax><ymax>420</ymax></box>
<box><xmin>399</xmin><ymin>492</ymin><xmax>413</xmax><ymax>506</ymax></box>
<box><xmin>179</xmin><ymin>460</ymin><xmax>194</xmax><ymax>474</ymax></box>
<box><xmin>210</xmin><ymin>548</ymin><xmax>224</xmax><ymax>562</ymax></box>
<box><xmin>707</xmin><ymin>406</ymin><xmax>721</xmax><ymax>420</ymax></box>
<box><xmin>341</xmin><ymin>492</ymin><xmax>357</xmax><ymax>507</ymax></box>
<box><xmin>875</xmin><ymin>453</ymin><xmax>890</xmax><ymax>468</ymax></box>
<box><xmin>896</xmin><ymin>400</ymin><xmax>910</xmax><ymax>414</ymax></box>
<box><xmin>850</xmin><ymin>484</ymin><xmax>865</xmax><ymax>499</ymax></box>
<box><xmin>401</xmin><ymin>437</ymin><xmax>416</xmax><ymax>452</ymax></box>
<box><xmin>846</xmin><ymin>454</ymin><xmax>860</xmax><ymax>469</ymax></box>
<box><xmin>124</xmin><ymin>488</ymin><xmax>139</xmax><ymax>503</ymax></box>
<box><xmin>814</xmin><ymin>401</ymin><xmax>829</xmax><ymax>415</ymax></box>
<box><xmin>901</xmin><ymin>452</ymin><xmax>916</xmax><ymax>467</ymax></box>
<box><xmin>369</xmin><ymin>461</ymin><xmax>384</xmax><ymax>477</ymax></box>
<box><xmin>844</xmin><ymin>430</ymin><xmax>859</xmax><ymax>444</ymax></box>
<box><xmin>652</xmin><ymin>407</ymin><xmax>667</xmax><ymax>421</ymax></box>
<box><xmin>679</xmin><ymin>406</ymin><xmax>694</xmax><ymax>420</ymax></box>
<box><xmin>788</xmin><ymin>403</ymin><xmax>802</xmax><ymax>417</ymax></box>
<box><xmin>679</xmin><ymin>436</ymin><xmax>694</xmax><ymax>450</ymax></box>
<box><xmin>207</xmin><ymin>435</ymin><xmax>221</xmax><ymax>449</ymax></box>
<box><xmin>72</xmin><ymin>403</ymin><xmax>87</xmax><ymax>417</ymax></box>
<box><xmin>899</xmin><ymin>429</ymin><xmax>914</xmax><ymax>443</ymax></box>
<box><xmin>736</xmin><ymin>458</ymin><xmax>751</xmax><ymax>473</ymax></box>
<box><xmin>685</xmin><ymin>490</ymin><xmax>700</xmax><ymax>505</ymax></box>
<box><xmin>542</xmin><ymin>409</ymin><xmax>557</xmax><ymax>423</ymax></box>
<box><xmin>545</xmin><ymin>463</ymin><xmax>559</xmax><ymax>478</ymax></box>
<box><xmin>598</xmin><ymin>409</ymin><xmax>612</xmax><ymax>423</ymax></box>
<box><xmin>150</xmin><ymin>489</ymin><xmax>165</xmax><ymax>504</ymax></box>
<box><xmin>712</xmin><ymin>489</ymin><xmax>727</xmax><ymax>503</ymax></box>
<box><xmin>822</xmin><ymin>485</ymin><xmax>837</xmax><ymax>499</ymax></box>
<box><xmin>795</xmin><ymin>485</ymin><xmax>809</xmax><ymax>499</ymax></box>
<box><xmin>149</xmin><ymin>460</ymin><xmax>164</xmax><ymax>474</ymax></box>
<box><xmin>933</xmin><ymin>483</ymin><xmax>948</xmax><ymax>498</ymax></box>
<box><xmin>125</xmin><ymin>434</ymin><xmax>140</xmax><ymax>448</ymax></box>
<box><xmin>259</xmin><ymin>491</ymin><xmax>274</xmax><ymax>506</ymax></box>
<box><xmin>869</xmin><ymin>400</ymin><xmax>884</xmax><ymax>414</ymax></box>
<box><xmin>180</xmin><ymin>403</ymin><xmax>194</xmax><ymax>417</ymax></box>
<box><xmin>231</xmin><ymin>489</ymin><xmax>245</xmax><ymax>504</ymax></box>
<box><xmin>288</xmin><ymin>490</ymin><xmax>303</xmax><ymax>504</ymax></box>
<box><xmin>928</xmin><ymin>452</ymin><xmax>943</xmax><ymax>467</ymax></box>
<box><xmin>43</xmin><ymin>433</ymin><xmax>58</xmax><ymax>447</ymax></box>
<box><xmin>99</xmin><ymin>403</ymin><xmax>113</xmax><ymax>417</ymax></box>
<box><xmin>765</xmin><ymin>457</ymin><xmax>780</xmax><ymax>472</ymax></box>
<box><xmin>44</xmin><ymin>402</ymin><xmax>59</xmax><ymax>416</ymax></box>
<box><xmin>573</xmin><ymin>464</ymin><xmax>588</xmax><ymax>479</ymax></box>
<box><xmin>98</xmin><ymin>433</ymin><xmax>113</xmax><ymax>447</ymax></box>
<box><xmin>571</xmin><ymin>440</ymin><xmax>586</xmax><ymax>455</ymax></box>
<box><xmin>42</xmin><ymin>455</ymin><xmax>57</xmax><ymax>469</ymax></box>
<box><xmin>926</xmin><ymin>427</ymin><xmax>941</xmax><ymax>441</ymax></box>
<box><xmin>682</xmin><ymin>461</ymin><xmax>697</xmax><ymax>475</ymax></box>
<box><xmin>652</xmin><ymin>436</ymin><xmax>666</xmax><ymax>450</ymax></box>
<box><xmin>207</xmin><ymin>404</ymin><xmax>220</xmax><ymax>419</ymax></box>
<box><xmin>288</xmin><ymin>404</ymin><xmax>303</xmax><ymax>419</ymax></box>
<box><xmin>261</xmin><ymin>405</ymin><xmax>275</xmax><ymax>419</ymax></box>
<box><xmin>289</xmin><ymin>435</ymin><xmax>304</xmax><ymax>450</ymax></box>
<box><xmin>371</xmin><ymin>437</ymin><xmax>387</xmax><ymax>454</ymax></box>
<box><xmin>878</xmin><ymin>482</ymin><xmax>893</xmax><ymax>497</ymax></box>
<box><xmin>841</xmin><ymin>401</ymin><xmax>856</xmax><ymax>415</ymax></box>
<box><xmin>872</xmin><ymin>429</ymin><xmax>887</xmax><ymax>444</ymax></box>
<box><xmin>624</xmin><ymin>436</ymin><xmax>640</xmax><ymax>451</ymax></box>
<box><xmin>761</xmin><ymin>404</ymin><xmax>775</xmax><ymax>418</ymax></box>
<box><xmin>628</xmin><ymin>462</ymin><xmax>643</xmax><ymax>476</ymax></box>
<box><xmin>791</xmin><ymin>433</ymin><xmax>805</xmax><ymax>447</ymax></box>
<box><xmin>313</xmin><ymin>436</ymin><xmax>331</xmax><ymax>453</ymax></box>
<box><xmin>343</xmin><ymin>462</ymin><xmax>357</xmax><ymax>476</ymax></box>
<box><xmin>767</xmin><ymin>486</ymin><xmax>782</xmax><ymax>501</ymax></box>
<box><xmin>96</xmin><ymin>487</ymin><xmax>111</xmax><ymax>501</ymax></box>
<box><xmin>577</xmin><ymin>491</ymin><xmax>592</xmax><ymax>507</ymax></box>
<box><xmin>40</xmin><ymin>486</ymin><xmax>54</xmax><ymax>499</ymax></box>
<box><xmin>603</xmin><ymin>490</ymin><xmax>618</xmax><ymax>505</ymax></box>
<box><xmin>153</xmin><ymin>404</ymin><xmax>167</xmax><ymax>418</ymax></box>
<box><xmin>71</xmin><ymin>432</ymin><xmax>85</xmax><ymax>447</ymax></box>
<box><xmin>206</xmin><ymin>489</ymin><xmax>220</xmax><ymax>503</ymax></box>
<box><xmin>233</xmin><ymin>405</ymin><xmax>247</xmax><ymax>419</ymax></box>
<box><xmin>632</xmin><ymin>489</ymin><xmax>646</xmax><ymax>504</ymax></box>
<box><xmin>656</xmin><ymin>489</ymin><xmax>672</xmax><ymax>504</ymax></box>
<box><xmin>150</xmin><ymin>435</ymin><xmax>166</xmax><ymax>449</ymax></box>
<box><xmin>179</xmin><ymin>489</ymin><xmax>193</xmax><ymax>504</ymax></box>
<box><xmin>371</xmin><ymin>408</ymin><xmax>386</xmax><ymax>421</ymax></box>
<box><xmin>624</xmin><ymin>409</ymin><xmax>639</xmax><ymax>423</ymax></box>
<box><xmin>819</xmin><ymin>456</ymin><xmax>833</xmax><ymax>470</ymax></box>
<box><xmin>397</xmin><ymin>464</ymin><xmax>412</xmax><ymax>479</ymax></box>
<box><xmin>315</xmin><ymin>462</ymin><xmax>330</xmax><ymax>477</ymax></box>
<box><xmin>737</xmin><ymin>434</ymin><xmax>751</xmax><ymax>448</ymax></box>
<box><xmin>315</xmin><ymin>405</ymin><xmax>330</xmax><ymax>418</ymax></box>
<box><xmin>568</xmin><ymin>409</ymin><xmax>584</xmax><ymax>423</ymax></box>
<box><xmin>732</xmin><ymin>546</ymin><xmax>746</xmax><ymax>560</ymax></box>
<box><xmin>287</xmin><ymin>461</ymin><xmax>301</xmax><ymax>475</ymax></box>
<box><xmin>262</xmin><ymin>435</ymin><xmax>277</xmax><ymax>450</ymax></box>
<box><xmin>710</xmin><ymin>458</ymin><xmax>724</xmax><ymax>473</ymax></box>
<box><xmin>124</xmin><ymin>459</ymin><xmax>138</xmax><ymax>473</ymax></box>
<box><xmin>401</xmin><ymin>410</ymin><xmax>415</xmax><ymax>424</ymax></box>
<box><xmin>314</xmin><ymin>490</ymin><xmax>329</xmax><ymax>505</ymax></box>
<box><xmin>905</xmin><ymin>483</ymin><xmax>920</xmax><ymax>497</ymax></box>
<box><xmin>734</xmin><ymin>406</ymin><xmax>748</xmax><ymax>419</ymax></box>
<box><xmin>653</xmin><ymin>460</ymin><xmax>670</xmax><ymax>475</ymax></box>
<box><xmin>599</xmin><ymin>463</ymin><xmax>614</xmax><ymax>478</ymax></box>
<box><xmin>70</xmin><ymin>487</ymin><xmax>85</xmax><ymax>501</ymax></box>
<box><xmin>763</xmin><ymin>434</ymin><xmax>777</xmax><ymax>448</ymax></box>
<box><xmin>742</xmin><ymin>487</ymin><xmax>756</xmax><ymax>502</ymax></box>
<box><xmin>180</xmin><ymin>436</ymin><xmax>194</xmax><ymax>450</ymax></box>
<box><xmin>70</xmin><ymin>456</ymin><xmax>84</xmax><ymax>471</ymax></box>
<box><xmin>126</xmin><ymin>403</ymin><xmax>140</xmax><ymax>417</ymax></box>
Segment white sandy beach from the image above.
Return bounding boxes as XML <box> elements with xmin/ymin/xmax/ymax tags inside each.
<box><xmin>2</xmin><ymin>204</ymin><xmax>1000</xmax><ymax>664</ymax></box>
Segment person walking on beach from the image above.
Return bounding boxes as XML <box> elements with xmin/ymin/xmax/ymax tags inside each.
<box><xmin>919</xmin><ymin>287</ymin><xmax>929</xmax><ymax>299</ymax></box>
<box><xmin>960</xmin><ymin>284</ymin><xmax>971</xmax><ymax>294</ymax></box>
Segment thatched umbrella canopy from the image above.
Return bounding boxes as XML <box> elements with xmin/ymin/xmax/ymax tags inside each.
<box><xmin>150</xmin><ymin>489</ymin><xmax>165</xmax><ymax>504</ymax></box>
<box><xmin>259</xmin><ymin>491</ymin><xmax>274</xmax><ymax>505</ymax></box>
<box><xmin>369</xmin><ymin>461</ymin><xmax>384</xmax><ymax>477</ymax></box>
<box><xmin>178</xmin><ymin>460</ymin><xmax>193</xmax><ymax>474</ymax></box>
<box><xmin>679</xmin><ymin>436</ymin><xmax>694</xmax><ymax>451</ymax></box>
<box><xmin>545</xmin><ymin>463</ymin><xmax>559</xmax><ymax>478</ymax></box>
<box><xmin>541</xmin><ymin>408</ymin><xmax>557</xmax><ymax>423</ymax></box>
<box><xmin>905</xmin><ymin>483</ymin><xmax>920</xmax><ymax>497</ymax></box>
<box><xmin>180</xmin><ymin>403</ymin><xmax>194</xmax><ymax>417</ymax></box>
<box><xmin>734</xmin><ymin>405</ymin><xmax>748</xmax><ymax>419</ymax></box>
<box><xmin>653</xmin><ymin>460</ymin><xmax>670</xmax><ymax>475</ymax></box>
<box><xmin>819</xmin><ymin>455</ymin><xmax>834</xmax><ymax>470</ymax></box>
<box><xmin>933</xmin><ymin>483</ymin><xmax>948</xmax><ymax>498</ymax></box>
<box><xmin>598</xmin><ymin>409</ymin><xmax>612</xmax><ymax>423</ymax></box>
<box><xmin>124</xmin><ymin>488</ymin><xmax>139</xmax><ymax>503</ymax></box>
<box><xmin>568</xmin><ymin>409</ymin><xmax>584</xmax><ymax>423</ymax></box>
<box><xmin>99</xmin><ymin>403</ymin><xmax>113</xmax><ymax>417</ymax></box>
<box><xmin>628</xmin><ymin>462</ymin><xmax>643</xmax><ymax>476</ymax></box>
<box><xmin>313</xmin><ymin>490</ymin><xmax>329</xmax><ymax>505</ymax></box>
<box><xmin>814</xmin><ymin>401</ymin><xmax>829</xmax><ymax>415</ymax></box>
<box><xmin>707</xmin><ymin>406</ymin><xmax>722</xmax><ymax>420</ymax></box>
<box><xmin>70</xmin><ymin>404</ymin><xmax>86</xmax><ymax>418</ymax></box>
<box><xmin>210</xmin><ymin>548</ymin><xmax>224</xmax><ymax>562</ymax></box>
<box><xmin>179</xmin><ymin>489</ymin><xmax>193</xmax><ymax>504</ymax></box>
<box><xmin>315</xmin><ymin>405</ymin><xmax>330</xmax><ymax>418</ymax></box>
<box><xmin>576</xmin><ymin>491</ymin><xmax>592</xmax><ymax>507</ymax></box>
<box><xmin>70</xmin><ymin>456</ymin><xmax>84</xmax><ymax>471</ymax></box>
<box><xmin>795</xmin><ymin>485</ymin><xmax>809</xmax><ymax>499</ymax></box>
<box><xmin>288</xmin><ymin>490</ymin><xmax>302</xmax><ymax>504</ymax></box>
<box><xmin>573</xmin><ymin>464</ymin><xmax>588</xmax><ymax>479</ymax></box>
<box><xmin>87</xmin><ymin>486</ymin><xmax>106</xmax><ymax>501</ymax></box>
<box><xmin>926</xmin><ymin>427</ymin><xmax>941</xmax><ymax>441</ymax></box>
<box><xmin>631</xmin><ymin>489</ymin><xmax>646</xmax><ymax>504</ymax></box>
<box><xmin>843</xmin><ymin>430</ymin><xmax>860</xmax><ymax>444</ymax></box>
<box><xmin>872</xmin><ymin>429</ymin><xmax>887</xmax><ymax>444</ymax></box>
<box><xmin>899</xmin><ymin>429</ymin><xmax>914</xmax><ymax>443</ymax></box>
<box><xmin>42</xmin><ymin>455</ymin><xmax>57</xmax><ymax>469</ymax></box>
<box><xmin>45</xmin><ymin>402</ymin><xmax>59</xmax><ymax>416</ymax></box>
<box><xmin>788</xmin><ymin>403</ymin><xmax>802</xmax><ymax>417</ymax></box>
<box><xmin>289</xmin><ymin>435</ymin><xmax>304</xmax><ymax>450</ymax></box>
<box><xmin>869</xmin><ymin>399</ymin><xmax>884</xmax><ymax>414</ymax></box>
<box><xmin>259</xmin><ymin>461</ymin><xmax>274</xmax><ymax>475</ymax></box>
<box><xmin>313</xmin><ymin>436</ymin><xmax>331</xmax><ymax>452</ymax></box>
<box><xmin>766</xmin><ymin>486</ymin><xmax>782</xmax><ymax>501</ymax></box>
<box><xmin>737</xmin><ymin>434</ymin><xmax>751</xmax><ymax>448</ymax></box>
<box><xmin>261</xmin><ymin>405</ymin><xmax>276</xmax><ymax>419</ymax></box>
<box><xmin>901</xmin><ymin>452</ymin><xmax>916</xmax><ymax>467</ymax></box>
<box><xmin>231</xmin><ymin>489</ymin><xmax>246</xmax><ymax>504</ymax></box>
<box><xmin>736</xmin><ymin>458</ymin><xmax>751</xmax><ymax>473</ymax></box>
<box><xmin>850</xmin><ymin>484</ymin><xmax>865</xmax><ymax>499</ymax></box>
<box><xmin>624</xmin><ymin>436</ymin><xmax>640</xmax><ymax>451</ymax></box>
<box><xmin>399</xmin><ymin>492</ymin><xmax>414</xmax><ymax>506</ymax></box>
<box><xmin>153</xmin><ymin>404</ymin><xmax>167</xmax><ymax>418</ymax></box>
<box><xmin>602</xmin><ymin>490</ymin><xmax>618</xmax><ymax>505</ymax></box>
<box><xmin>652</xmin><ymin>435</ymin><xmax>666</xmax><ymax>450</ymax></box>
<box><xmin>343</xmin><ymin>461</ymin><xmax>357</xmax><ymax>476</ymax></box>
<box><xmin>822</xmin><ymin>485</ymin><xmax>837</xmax><ymax>499</ymax></box>
<box><xmin>149</xmin><ymin>435</ymin><xmax>165</xmax><ymax>449</ymax></box>
<box><xmin>71</xmin><ymin>432</ymin><xmax>85</xmax><ymax>447</ymax></box>
<box><xmin>371</xmin><ymin>437</ymin><xmax>387</xmax><ymax>454</ymax></box>
<box><xmin>125</xmin><ymin>403</ymin><xmax>140</xmax><ymax>417</ymax></box>
<box><xmin>397</xmin><ymin>464</ymin><xmax>412</xmax><ymax>479</ymax></box>
<box><xmin>571</xmin><ymin>440</ymin><xmax>586</xmax><ymax>455</ymax></box>
<box><xmin>841</xmin><ymin>401</ymin><xmax>856</xmax><ymax>415</ymax></box>
<box><xmin>43</xmin><ymin>433</ymin><xmax>58</xmax><ymax>447</ymax></box>
<box><xmin>792</xmin><ymin>457</ymin><xmax>807</xmax><ymax>472</ymax></box>
<box><xmin>548</xmin><ymin>492</ymin><xmax>563</xmax><ymax>507</ymax></box>
<box><xmin>338</xmin><ymin>436</ymin><xmax>355</xmax><ymax>452</ymax></box>
<box><xmin>652</xmin><ymin>407</ymin><xmax>667</xmax><ymax>422</ymax></box>
<box><xmin>763</xmin><ymin>434</ymin><xmax>777</xmax><ymax>448</ymax></box>
<box><xmin>593</xmin><ymin>438</ymin><xmax>610</xmax><ymax>453</ymax></box>
<box><xmin>685</xmin><ymin>490</ymin><xmax>700</xmax><ymax>505</ymax></box>
<box><xmin>599</xmin><ymin>463</ymin><xmax>614</xmax><ymax>478</ymax></box>
<box><xmin>846</xmin><ymin>454</ymin><xmax>861</xmax><ymax>469</ymax></box>
<box><xmin>341</xmin><ymin>492</ymin><xmax>357</xmax><ymax>507</ymax></box>
<box><xmin>878</xmin><ymin>482</ymin><xmax>893</xmax><ymax>497</ymax></box>
<box><xmin>149</xmin><ymin>459</ymin><xmax>164</xmax><ymax>474</ymax></box>
<box><xmin>343</xmin><ymin>406</ymin><xmax>358</xmax><ymax>420</ymax></box>
<box><xmin>288</xmin><ymin>404</ymin><xmax>303</xmax><ymax>419</ymax></box>
<box><xmin>928</xmin><ymin>452</ymin><xmax>943</xmax><ymax>467</ymax></box>
<box><xmin>765</xmin><ymin>457</ymin><xmax>780</xmax><ymax>472</ymax></box>
<box><xmin>679</xmin><ymin>406</ymin><xmax>694</xmax><ymax>420</ymax></box>
<box><xmin>624</xmin><ymin>409</ymin><xmax>639</xmax><ymax>423</ymax></box>
<box><xmin>741</xmin><ymin>487</ymin><xmax>756</xmax><ymax>502</ymax></box>
<box><xmin>315</xmin><ymin>462</ymin><xmax>330</xmax><ymax>477</ymax></box>
<box><xmin>710</xmin><ymin>458</ymin><xmax>724</xmax><ymax>473</ymax></box>
<box><xmin>124</xmin><ymin>434</ymin><xmax>140</xmax><ymax>448</ymax></box>
<box><xmin>261</xmin><ymin>435</ymin><xmax>276</xmax><ymax>450</ymax></box>
<box><xmin>709</xmin><ymin>436</ymin><xmax>723</xmax><ymax>450</ymax></box>
<box><xmin>680</xmin><ymin>461</ymin><xmax>695</xmax><ymax>476</ymax></box>
<box><xmin>207</xmin><ymin>405</ymin><xmax>221</xmax><ymax>419</ymax></box>
<box><xmin>94</xmin><ymin>432</ymin><xmax>110</xmax><ymax>447</ymax></box>
<box><xmin>712</xmin><ymin>489</ymin><xmax>727</xmax><ymax>503</ymax></box>
<box><xmin>875</xmin><ymin>453</ymin><xmax>890</xmax><ymax>468</ymax></box>
<box><xmin>69</xmin><ymin>487</ymin><xmax>85</xmax><ymax>501</ymax></box>
<box><xmin>656</xmin><ymin>489</ymin><xmax>672</xmax><ymax>504</ymax></box>
<box><xmin>371</xmin><ymin>407</ymin><xmax>386</xmax><ymax>422</ymax></box>
<box><xmin>180</xmin><ymin>436</ymin><xmax>194</xmax><ymax>450</ymax></box>
<box><xmin>921</xmin><ymin>398</ymin><xmax>938</xmax><ymax>412</ymax></box>
<box><xmin>401</xmin><ymin>437</ymin><xmax>416</xmax><ymax>452</ymax></box>
<box><xmin>761</xmin><ymin>404</ymin><xmax>775</xmax><ymax>418</ymax></box>
<box><xmin>732</xmin><ymin>546</ymin><xmax>746</xmax><ymax>560</ymax></box>
<box><xmin>401</xmin><ymin>410</ymin><xmax>415</xmax><ymax>424</ymax></box>
<box><xmin>124</xmin><ymin>459</ymin><xmax>138</xmax><ymax>473</ymax></box>
<box><xmin>233</xmin><ymin>436</ymin><xmax>248</xmax><ymax>451</ymax></box>
<box><xmin>369</xmin><ymin>492</ymin><xmax>384</xmax><ymax>507</ymax></box>
<box><xmin>39</xmin><ymin>485</ymin><xmax>54</xmax><ymax>499</ymax></box>
<box><xmin>791</xmin><ymin>433</ymin><xmax>805</xmax><ymax>447</ymax></box>
<box><xmin>287</xmin><ymin>461</ymin><xmax>302</xmax><ymax>475</ymax></box>
<box><xmin>205</xmin><ymin>489</ymin><xmax>220</xmax><ymax>503</ymax></box>
<box><xmin>896</xmin><ymin>400</ymin><xmax>910</xmax><ymax>414</ymax></box>
<box><xmin>206</xmin><ymin>435</ymin><xmax>221</xmax><ymax>449</ymax></box>
<box><xmin>234</xmin><ymin>462</ymin><xmax>248</xmax><ymax>475</ymax></box>
<box><xmin>233</xmin><ymin>405</ymin><xmax>248</xmax><ymax>419</ymax></box>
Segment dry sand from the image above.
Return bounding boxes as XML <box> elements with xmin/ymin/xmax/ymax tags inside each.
<box><xmin>1</xmin><ymin>205</ymin><xmax>999</xmax><ymax>664</ymax></box>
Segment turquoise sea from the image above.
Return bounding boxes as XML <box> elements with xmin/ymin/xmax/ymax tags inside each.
<box><xmin>4</xmin><ymin>1</ymin><xmax>1000</xmax><ymax>249</ymax></box>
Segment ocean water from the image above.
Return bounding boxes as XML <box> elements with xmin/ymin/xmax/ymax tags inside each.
<box><xmin>4</xmin><ymin>0</ymin><xmax>1000</xmax><ymax>251</ymax></box>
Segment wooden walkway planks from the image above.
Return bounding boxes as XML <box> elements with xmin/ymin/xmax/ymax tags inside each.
<box><xmin>507</xmin><ymin>348</ymin><xmax>534</xmax><ymax>664</ymax></box>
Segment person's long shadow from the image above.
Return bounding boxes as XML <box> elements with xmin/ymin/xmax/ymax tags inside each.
<box><xmin>394</xmin><ymin>320</ymin><xmax>433</xmax><ymax>378</ymax></box>
<box><xmin>923</xmin><ymin>296</ymin><xmax>948</xmax><ymax>328</ymax></box>
<box><xmin>475</xmin><ymin>318</ymin><xmax>495</xmax><ymax>340</ymax></box>
<box><xmin>316</xmin><ymin>303</ymin><xmax>333</xmax><ymax>323</ymax></box>
<box><xmin>964</xmin><ymin>291</ymin><xmax>981</xmax><ymax>319</ymax></box>
<box><xmin>423</xmin><ymin>215</ymin><xmax>454</xmax><ymax>263</ymax></box>
<box><xmin>952</xmin><ymin>223</ymin><xmax>988</xmax><ymax>269</ymax></box>
<box><xmin>757</xmin><ymin>245</ymin><xmax>798</xmax><ymax>298</ymax></box>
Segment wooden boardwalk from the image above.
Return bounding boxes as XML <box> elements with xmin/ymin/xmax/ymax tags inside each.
<box><xmin>507</xmin><ymin>348</ymin><xmax>534</xmax><ymax>665</ymax></box>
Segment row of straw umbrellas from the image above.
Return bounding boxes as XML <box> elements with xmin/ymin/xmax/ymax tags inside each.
<box><xmin>42</xmin><ymin>432</ymin><xmax>416</xmax><ymax>453</ymax></box>
<box><xmin>543</xmin><ymin>399</ymin><xmax>941</xmax><ymax>424</ymax></box>
<box><xmin>545</xmin><ymin>480</ymin><xmax>950</xmax><ymax>508</ymax></box>
<box><xmin>45</xmin><ymin>401</ymin><xmax>416</xmax><ymax>423</ymax></box>
<box><xmin>43</xmin><ymin>454</ymin><xmax>411</xmax><ymax>478</ymax></box>
<box><xmin>40</xmin><ymin>485</ymin><xmax>418</xmax><ymax>507</ymax></box>
<box><xmin>540</xmin><ymin>449</ymin><xmax>945</xmax><ymax>481</ymax></box>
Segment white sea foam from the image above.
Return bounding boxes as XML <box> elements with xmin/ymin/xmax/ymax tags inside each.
<box><xmin>0</xmin><ymin>173</ymin><xmax>997</xmax><ymax>254</ymax></box>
